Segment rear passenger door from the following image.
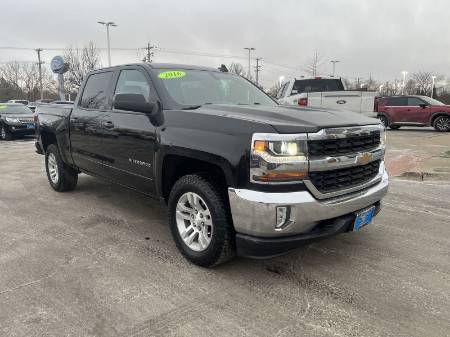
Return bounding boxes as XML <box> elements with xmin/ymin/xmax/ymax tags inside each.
<box><xmin>70</xmin><ymin>71</ymin><xmax>114</xmax><ymax>175</ymax></box>
<box><xmin>99</xmin><ymin>67</ymin><xmax>158</xmax><ymax>195</ymax></box>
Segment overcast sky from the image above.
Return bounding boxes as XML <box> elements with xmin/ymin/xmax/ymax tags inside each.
<box><xmin>1</xmin><ymin>0</ymin><xmax>449</xmax><ymax>88</ymax></box>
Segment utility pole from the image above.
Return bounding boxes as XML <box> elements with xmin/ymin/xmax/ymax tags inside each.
<box><xmin>330</xmin><ymin>60</ymin><xmax>339</xmax><ymax>77</ymax></box>
<box><xmin>142</xmin><ymin>43</ymin><xmax>157</xmax><ymax>62</ymax></box>
<box><xmin>254</xmin><ymin>57</ymin><xmax>262</xmax><ymax>86</ymax></box>
<box><xmin>35</xmin><ymin>48</ymin><xmax>44</xmax><ymax>100</ymax></box>
<box><xmin>98</xmin><ymin>21</ymin><xmax>117</xmax><ymax>66</ymax></box>
<box><xmin>244</xmin><ymin>47</ymin><xmax>255</xmax><ymax>79</ymax></box>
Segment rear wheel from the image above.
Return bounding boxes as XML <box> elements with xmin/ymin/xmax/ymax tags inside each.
<box><xmin>0</xmin><ymin>125</ymin><xmax>13</xmax><ymax>140</ymax></box>
<box><xmin>389</xmin><ymin>125</ymin><xmax>401</xmax><ymax>130</ymax></box>
<box><xmin>45</xmin><ymin>144</ymin><xmax>78</xmax><ymax>192</ymax></box>
<box><xmin>168</xmin><ymin>174</ymin><xmax>235</xmax><ymax>267</ymax></box>
<box><xmin>433</xmin><ymin>115</ymin><xmax>450</xmax><ymax>132</ymax></box>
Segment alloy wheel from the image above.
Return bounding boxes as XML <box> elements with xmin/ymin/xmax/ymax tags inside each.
<box><xmin>47</xmin><ymin>153</ymin><xmax>59</xmax><ymax>184</ymax></box>
<box><xmin>435</xmin><ymin>116</ymin><xmax>450</xmax><ymax>131</ymax></box>
<box><xmin>175</xmin><ymin>192</ymin><xmax>213</xmax><ymax>252</ymax></box>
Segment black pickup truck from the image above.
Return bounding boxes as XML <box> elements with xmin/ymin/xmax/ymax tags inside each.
<box><xmin>35</xmin><ymin>63</ymin><xmax>389</xmax><ymax>267</ymax></box>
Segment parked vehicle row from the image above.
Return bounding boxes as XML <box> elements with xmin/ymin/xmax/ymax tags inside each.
<box><xmin>35</xmin><ymin>63</ymin><xmax>389</xmax><ymax>267</ymax></box>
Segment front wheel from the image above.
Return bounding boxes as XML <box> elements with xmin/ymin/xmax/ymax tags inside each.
<box><xmin>433</xmin><ymin>115</ymin><xmax>450</xmax><ymax>132</ymax></box>
<box><xmin>378</xmin><ymin>115</ymin><xmax>388</xmax><ymax>128</ymax></box>
<box><xmin>45</xmin><ymin>144</ymin><xmax>78</xmax><ymax>192</ymax></box>
<box><xmin>168</xmin><ymin>174</ymin><xmax>235</xmax><ymax>267</ymax></box>
<box><xmin>0</xmin><ymin>125</ymin><xmax>13</xmax><ymax>140</ymax></box>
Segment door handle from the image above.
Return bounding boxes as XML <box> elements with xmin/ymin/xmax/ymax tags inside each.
<box><xmin>101</xmin><ymin>121</ymin><xmax>114</xmax><ymax>128</ymax></box>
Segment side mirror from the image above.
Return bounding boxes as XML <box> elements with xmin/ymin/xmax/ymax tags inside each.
<box><xmin>419</xmin><ymin>103</ymin><xmax>428</xmax><ymax>109</ymax></box>
<box><xmin>113</xmin><ymin>93</ymin><xmax>157</xmax><ymax>115</ymax></box>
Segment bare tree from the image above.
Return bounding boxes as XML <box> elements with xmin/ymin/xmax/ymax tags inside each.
<box><xmin>268</xmin><ymin>81</ymin><xmax>282</xmax><ymax>98</ymax></box>
<box><xmin>411</xmin><ymin>71</ymin><xmax>445</xmax><ymax>96</ymax></box>
<box><xmin>404</xmin><ymin>79</ymin><xmax>417</xmax><ymax>95</ymax></box>
<box><xmin>64</xmin><ymin>42</ymin><xmax>101</xmax><ymax>93</ymax></box>
<box><xmin>305</xmin><ymin>50</ymin><xmax>323</xmax><ymax>77</ymax></box>
<box><xmin>229</xmin><ymin>62</ymin><xmax>245</xmax><ymax>76</ymax></box>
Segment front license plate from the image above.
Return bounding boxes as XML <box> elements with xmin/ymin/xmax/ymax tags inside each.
<box><xmin>353</xmin><ymin>206</ymin><xmax>375</xmax><ymax>231</ymax></box>
<box><xmin>26</xmin><ymin>124</ymin><xmax>35</xmax><ymax>129</ymax></box>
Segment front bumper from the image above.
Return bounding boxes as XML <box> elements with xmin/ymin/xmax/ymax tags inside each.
<box><xmin>5</xmin><ymin>124</ymin><xmax>36</xmax><ymax>136</ymax></box>
<box><xmin>236</xmin><ymin>203</ymin><xmax>381</xmax><ymax>258</ymax></box>
<box><xmin>229</xmin><ymin>167</ymin><xmax>388</xmax><ymax>256</ymax></box>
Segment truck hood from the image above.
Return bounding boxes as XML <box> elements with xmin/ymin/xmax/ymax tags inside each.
<box><xmin>194</xmin><ymin>104</ymin><xmax>379</xmax><ymax>133</ymax></box>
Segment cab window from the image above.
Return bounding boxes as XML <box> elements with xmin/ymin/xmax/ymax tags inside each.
<box><xmin>79</xmin><ymin>72</ymin><xmax>113</xmax><ymax>109</ymax></box>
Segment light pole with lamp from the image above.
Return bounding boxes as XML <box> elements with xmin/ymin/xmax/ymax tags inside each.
<box><xmin>98</xmin><ymin>21</ymin><xmax>117</xmax><ymax>67</ymax></box>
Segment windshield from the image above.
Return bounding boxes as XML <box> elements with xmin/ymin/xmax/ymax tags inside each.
<box><xmin>420</xmin><ymin>96</ymin><xmax>445</xmax><ymax>106</ymax></box>
<box><xmin>0</xmin><ymin>104</ymin><xmax>32</xmax><ymax>114</ymax></box>
<box><xmin>157</xmin><ymin>69</ymin><xmax>277</xmax><ymax>107</ymax></box>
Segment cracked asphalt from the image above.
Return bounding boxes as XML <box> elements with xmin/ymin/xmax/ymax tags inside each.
<box><xmin>0</xmin><ymin>135</ymin><xmax>449</xmax><ymax>337</ymax></box>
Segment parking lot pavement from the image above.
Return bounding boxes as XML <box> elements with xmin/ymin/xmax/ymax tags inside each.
<box><xmin>0</xmin><ymin>137</ymin><xmax>449</xmax><ymax>337</ymax></box>
<box><xmin>385</xmin><ymin>127</ymin><xmax>450</xmax><ymax>179</ymax></box>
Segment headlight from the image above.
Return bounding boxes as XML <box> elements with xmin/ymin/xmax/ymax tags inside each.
<box><xmin>5</xmin><ymin>117</ymin><xmax>20</xmax><ymax>123</ymax></box>
<box><xmin>250</xmin><ymin>133</ymin><xmax>308</xmax><ymax>184</ymax></box>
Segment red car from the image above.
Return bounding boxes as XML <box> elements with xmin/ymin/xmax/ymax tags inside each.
<box><xmin>375</xmin><ymin>95</ymin><xmax>450</xmax><ymax>132</ymax></box>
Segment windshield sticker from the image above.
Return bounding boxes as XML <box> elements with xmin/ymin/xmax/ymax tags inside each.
<box><xmin>158</xmin><ymin>71</ymin><xmax>186</xmax><ymax>79</ymax></box>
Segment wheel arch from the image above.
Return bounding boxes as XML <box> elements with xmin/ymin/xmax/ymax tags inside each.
<box><xmin>430</xmin><ymin>112</ymin><xmax>450</xmax><ymax>126</ymax></box>
<box><xmin>158</xmin><ymin>151</ymin><xmax>234</xmax><ymax>203</ymax></box>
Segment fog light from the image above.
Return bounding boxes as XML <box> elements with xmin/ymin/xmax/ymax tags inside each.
<box><xmin>276</xmin><ymin>206</ymin><xmax>294</xmax><ymax>230</ymax></box>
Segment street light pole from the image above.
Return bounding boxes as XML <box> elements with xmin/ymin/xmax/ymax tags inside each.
<box><xmin>401</xmin><ymin>71</ymin><xmax>408</xmax><ymax>95</ymax></box>
<box><xmin>244</xmin><ymin>47</ymin><xmax>255</xmax><ymax>79</ymax></box>
<box><xmin>330</xmin><ymin>60</ymin><xmax>339</xmax><ymax>77</ymax></box>
<box><xmin>98</xmin><ymin>21</ymin><xmax>117</xmax><ymax>66</ymax></box>
<box><xmin>431</xmin><ymin>76</ymin><xmax>436</xmax><ymax>98</ymax></box>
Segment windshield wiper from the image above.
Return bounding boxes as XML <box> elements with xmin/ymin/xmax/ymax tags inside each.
<box><xmin>181</xmin><ymin>103</ymin><xmax>213</xmax><ymax>110</ymax></box>
<box><xmin>181</xmin><ymin>105</ymin><xmax>202</xmax><ymax>110</ymax></box>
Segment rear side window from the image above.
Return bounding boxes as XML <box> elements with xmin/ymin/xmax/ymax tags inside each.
<box><xmin>407</xmin><ymin>97</ymin><xmax>424</xmax><ymax>106</ymax></box>
<box><xmin>292</xmin><ymin>79</ymin><xmax>344</xmax><ymax>94</ymax></box>
<box><xmin>386</xmin><ymin>97</ymin><xmax>407</xmax><ymax>106</ymax></box>
<box><xmin>114</xmin><ymin>70</ymin><xmax>151</xmax><ymax>101</ymax></box>
<box><xmin>79</xmin><ymin>72</ymin><xmax>113</xmax><ymax>109</ymax></box>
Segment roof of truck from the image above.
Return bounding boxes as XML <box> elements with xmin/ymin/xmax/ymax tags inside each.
<box><xmin>92</xmin><ymin>63</ymin><xmax>220</xmax><ymax>73</ymax></box>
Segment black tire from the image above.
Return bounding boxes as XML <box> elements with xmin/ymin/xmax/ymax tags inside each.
<box><xmin>0</xmin><ymin>125</ymin><xmax>13</xmax><ymax>140</ymax></box>
<box><xmin>168</xmin><ymin>174</ymin><xmax>235</xmax><ymax>267</ymax></box>
<box><xmin>45</xmin><ymin>144</ymin><xmax>78</xmax><ymax>192</ymax></box>
<box><xmin>378</xmin><ymin>115</ymin><xmax>388</xmax><ymax>128</ymax></box>
<box><xmin>433</xmin><ymin>115</ymin><xmax>450</xmax><ymax>132</ymax></box>
<box><xmin>389</xmin><ymin>125</ymin><xmax>401</xmax><ymax>130</ymax></box>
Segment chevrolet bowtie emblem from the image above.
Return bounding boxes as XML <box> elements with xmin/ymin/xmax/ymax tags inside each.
<box><xmin>357</xmin><ymin>153</ymin><xmax>372</xmax><ymax>165</ymax></box>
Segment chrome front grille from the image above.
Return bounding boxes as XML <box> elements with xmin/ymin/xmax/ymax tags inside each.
<box><xmin>308</xmin><ymin>131</ymin><xmax>380</xmax><ymax>157</ymax></box>
<box><xmin>19</xmin><ymin>118</ymin><xmax>34</xmax><ymax>124</ymax></box>
<box><xmin>305</xmin><ymin>125</ymin><xmax>385</xmax><ymax>199</ymax></box>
